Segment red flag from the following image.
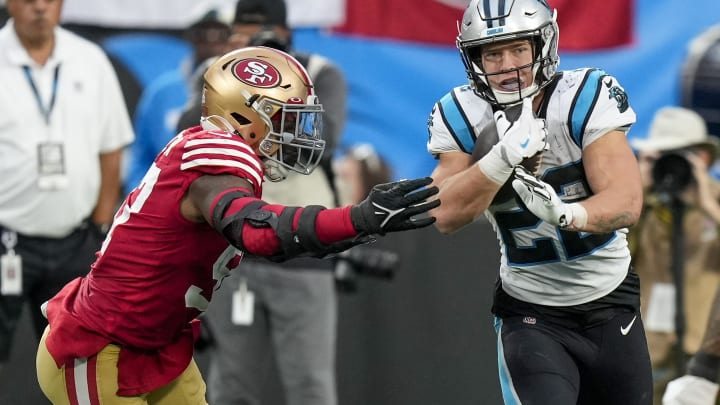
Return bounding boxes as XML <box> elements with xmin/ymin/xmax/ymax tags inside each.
<box><xmin>334</xmin><ymin>0</ymin><xmax>465</xmax><ymax>45</ymax></box>
<box><xmin>549</xmin><ymin>0</ymin><xmax>634</xmax><ymax>51</ymax></box>
<box><xmin>334</xmin><ymin>0</ymin><xmax>633</xmax><ymax>51</ymax></box>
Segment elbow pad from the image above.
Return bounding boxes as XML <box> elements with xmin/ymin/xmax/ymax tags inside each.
<box><xmin>211</xmin><ymin>190</ymin><xmax>330</xmax><ymax>261</ymax></box>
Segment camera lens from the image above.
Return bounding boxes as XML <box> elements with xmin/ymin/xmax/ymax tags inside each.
<box><xmin>248</xmin><ymin>29</ymin><xmax>290</xmax><ymax>52</ymax></box>
<box><xmin>651</xmin><ymin>153</ymin><xmax>693</xmax><ymax>195</ymax></box>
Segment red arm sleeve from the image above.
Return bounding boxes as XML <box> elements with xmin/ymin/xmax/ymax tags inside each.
<box><xmin>209</xmin><ymin>189</ymin><xmax>358</xmax><ymax>256</ymax></box>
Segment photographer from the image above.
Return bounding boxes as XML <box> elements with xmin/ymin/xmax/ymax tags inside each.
<box><xmin>630</xmin><ymin>106</ymin><xmax>720</xmax><ymax>404</ymax></box>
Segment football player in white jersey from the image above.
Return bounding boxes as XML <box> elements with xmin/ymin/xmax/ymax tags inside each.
<box><xmin>426</xmin><ymin>0</ymin><xmax>651</xmax><ymax>403</ymax></box>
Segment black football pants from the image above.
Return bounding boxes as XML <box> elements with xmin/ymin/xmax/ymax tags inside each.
<box><xmin>0</xmin><ymin>221</ymin><xmax>101</xmax><ymax>363</ymax></box>
<box><xmin>495</xmin><ymin>311</ymin><xmax>653</xmax><ymax>405</ymax></box>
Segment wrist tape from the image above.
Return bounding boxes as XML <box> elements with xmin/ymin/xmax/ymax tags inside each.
<box><xmin>567</xmin><ymin>203</ymin><xmax>588</xmax><ymax>230</ymax></box>
<box><xmin>477</xmin><ymin>144</ymin><xmax>514</xmax><ymax>185</ymax></box>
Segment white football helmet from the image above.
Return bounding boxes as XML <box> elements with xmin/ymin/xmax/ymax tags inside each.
<box><xmin>457</xmin><ymin>0</ymin><xmax>560</xmax><ymax>106</ymax></box>
<box><xmin>202</xmin><ymin>46</ymin><xmax>325</xmax><ymax>181</ymax></box>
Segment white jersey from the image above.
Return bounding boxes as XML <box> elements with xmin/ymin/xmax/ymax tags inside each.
<box><xmin>427</xmin><ymin>68</ymin><xmax>636</xmax><ymax>306</ymax></box>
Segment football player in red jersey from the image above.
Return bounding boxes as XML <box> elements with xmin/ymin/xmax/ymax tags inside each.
<box><xmin>35</xmin><ymin>46</ymin><xmax>439</xmax><ymax>405</ymax></box>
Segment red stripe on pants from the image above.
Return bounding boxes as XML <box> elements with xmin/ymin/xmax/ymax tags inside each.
<box><xmin>64</xmin><ymin>360</ymin><xmax>79</xmax><ymax>405</ymax></box>
<box><xmin>64</xmin><ymin>355</ymin><xmax>101</xmax><ymax>405</ymax></box>
<box><xmin>86</xmin><ymin>355</ymin><xmax>100</xmax><ymax>405</ymax></box>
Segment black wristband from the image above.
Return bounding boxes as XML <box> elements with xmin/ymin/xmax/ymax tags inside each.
<box><xmin>349</xmin><ymin>205</ymin><xmax>372</xmax><ymax>235</ymax></box>
<box><xmin>687</xmin><ymin>352</ymin><xmax>720</xmax><ymax>382</ymax></box>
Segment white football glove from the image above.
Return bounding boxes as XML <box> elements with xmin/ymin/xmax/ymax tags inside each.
<box><xmin>663</xmin><ymin>375</ymin><xmax>719</xmax><ymax>405</ymax></box>
<box><xmin>477</xmin><ymin>97</ymin><xmax>548</xmax><ymax>184</ymax></box>
<box><xmin>511</xmin><ymin>166</ymin><xmax>587</xmax><ymax>229</ymax></box>
<box><xmin>495</xmin><ymin>97</ymin><xmax>548</xmax><ymax>165</ymax></box>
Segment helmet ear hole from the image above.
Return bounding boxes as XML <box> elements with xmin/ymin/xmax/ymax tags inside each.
<box><xmin>230</xmin><ymin>112</ymin><xmax>251</xmax><ymax>125</ymax></box>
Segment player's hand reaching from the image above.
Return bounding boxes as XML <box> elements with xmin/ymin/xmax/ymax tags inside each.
<box><xmin>663</xmin><ymin>375</ymin><xmax>719</xmax><ymax>405</ymax></box>
<box><xmin>494</xmin><ymin>96</ymin><xmax>548</xmax><ymax>166</ymax></box>
<box><xmin>511</xmin><ymin>166</ymin><xmax>587</xmax><ymax>230</ymax></box>
<box><xmin>351</xmin><ymin>177</ymin><xmax>440</xmax><ymax>236</ymax></box>
<box><xmin>477</xmin><ymin>97</ymin><xmax>548</xmax><ymax>185</ymax></box>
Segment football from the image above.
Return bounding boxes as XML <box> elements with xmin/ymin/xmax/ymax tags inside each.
<box><xmin>471</xmin><ymin>115</ymin><xmax>543</xmax><ymax>203</ymax></box>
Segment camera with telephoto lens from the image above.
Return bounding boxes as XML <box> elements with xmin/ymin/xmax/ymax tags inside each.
<box><xmin>248</xmin><ymin>26</ymin><xmax>291</xmax><ymax>53</ymax></box>
<box><xmin>333</xmin><ymin>245</ymin><xmax>400</xmax><ymax>293</ymax></box>
<box><xmin>651</xmin><ymin>152</ymin><xmax>694</xmax><ymax>196</ymax></box>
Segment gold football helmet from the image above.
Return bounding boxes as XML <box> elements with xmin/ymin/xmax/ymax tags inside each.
<box><xmin>202</xmin><ymin>46</ymin><xmax>325</xmax><ymax>181</ymax></box>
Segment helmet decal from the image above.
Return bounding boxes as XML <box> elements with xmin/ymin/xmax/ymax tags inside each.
<box><xmin>481</xmin><ymin>0</ymin><xmax>511</xmax><ymax>28</ymax></box>
<box><xmin>232</xmin><ymin>58</ymin><xmax>282</xmax><ymax>88</ymax></box>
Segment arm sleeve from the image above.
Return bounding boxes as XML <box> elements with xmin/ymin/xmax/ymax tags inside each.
<box><xmin>209</xmin><ymin>188</ymin><xmax>357</xmax><ymax>257</ymax></box>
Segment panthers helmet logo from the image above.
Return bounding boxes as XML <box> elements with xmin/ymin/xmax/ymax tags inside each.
<box><xmin>604</xmin><ymin>77</ymin><xmax>629</xmax><ymax>113</ymax></box>
<box><xmin>609</xmin><ymin>86</ymin><xmax>629</xmax><ymax>113</ymax></box>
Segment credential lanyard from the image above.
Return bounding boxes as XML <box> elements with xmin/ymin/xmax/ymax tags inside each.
<box><xmin>22</xmin><ymin>64</ymin><xmax>60</xmax><ymax>125</ymax></box>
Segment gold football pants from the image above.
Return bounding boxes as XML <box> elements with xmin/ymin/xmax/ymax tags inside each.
<box><xmin>36</xmin><ymin>327</ymin><xmax>207</xmax><ymax>405</ymax></box>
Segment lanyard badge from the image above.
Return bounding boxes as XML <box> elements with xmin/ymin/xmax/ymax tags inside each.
<box><xmin>1</xmin><ymin>231</ymin><xmax>22</xmax><ymax>296</ymax></box>
<box><xmin>232</xmin><ymin>278</ymin><xmax>254</xmax><ymax>325</ymax></box>
<box><xmin>37</xmin><ymin>142</ymin><xmax>68</xmax><ymax>190</ymax></box>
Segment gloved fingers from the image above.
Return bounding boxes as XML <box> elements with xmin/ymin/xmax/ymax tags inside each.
<box><xmin>493</xmin><ymin>110</ymin><xmax>510</xmax><ymax>137</ymax></box>
<box><xmin>406</xmin><ymin>216</ymin><xmax>437</xmax><ymax>229</ymax></box>
<box><xmin>521</xmin><ymin>96</ymin><xmax>534</xmax><ymax>115</ymax></box>
<box><xmin>390</xmin><ymin>177</ymin><xmax>434</xmax><ymax>195</ymax></box>
<box><xmin>536</xmin><ymin>187</ymin><xmax>553</xmax><ymax>202</ymax></box>
<box><xmin>512</xmin><ymin>173</ymin><xmax>553</xmax><ymax>203</ymax></box>
<box><xmin>512</xmin><ymin>179</ymin><xmax>532</xmax><ymax>200</ymax></box>
<box><xmin>493</xmin><ymin>109</ymin><xmax>507</xmax><ymax>123</ymax></box>
<box><xmin>514</xmin><ymin>167</ymin><xmax>545</xmax><ymax>188</ymax></box>
<box><xmin>529</xmin><ymin>182</ymin><xmax>553</xmax><ymax>202</ymax></box>
<box><xmin>514</xmin><ymin>96</ymin><xmax>537</xmax><ymax>126</ymax></box>
<box><xmin>400</xmin><ymin>199</ymin><xmax>441</xmax><ymax>217</ymax></box>
<box><xmin>513</xmin><ymin>177</ymin><xmax>545</xmax><ymax>204</ymax></box>
<box><xmin>403</xmin><ymin>185</ymin><xmax>439</xmax><ymax>205</ymax></box>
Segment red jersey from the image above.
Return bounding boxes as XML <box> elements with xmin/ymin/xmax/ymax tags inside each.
<box><xmin>44</xmin><ymin>127</ymin><xmax>264</xmax><ymax>395</ymax></box>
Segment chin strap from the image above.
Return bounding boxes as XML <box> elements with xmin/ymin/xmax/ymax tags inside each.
<box><xmin>201</xmin><ymin>115</ymin><xmax>241</xmax><ymax>137</ymax></box>
<box><xmin>263</xmin><ymin>159</ymin><xmax>287</xmax><ymax>182</ymax></box>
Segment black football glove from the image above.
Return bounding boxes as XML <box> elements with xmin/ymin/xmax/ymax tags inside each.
<box><xmin>350</xmin><ymin>177</ymin><xmax>440</xmax><ymax>236</ymax></box>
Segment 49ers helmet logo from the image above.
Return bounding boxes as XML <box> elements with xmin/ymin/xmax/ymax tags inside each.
<box><xmin>232</xmin><ymin>58</ymin><xmax>282</xmax><ymax>88</ymax></box>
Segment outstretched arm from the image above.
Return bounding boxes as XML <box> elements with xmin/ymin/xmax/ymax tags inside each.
<box><xmin>183</xmin><ymin>174</ymin><xmax>439</xmax><ymax>260</ymax></box>
<box><xmin>430</xmin><ymin>151</ymin><xmax>503</xmax><ymax>234</ymax></box>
